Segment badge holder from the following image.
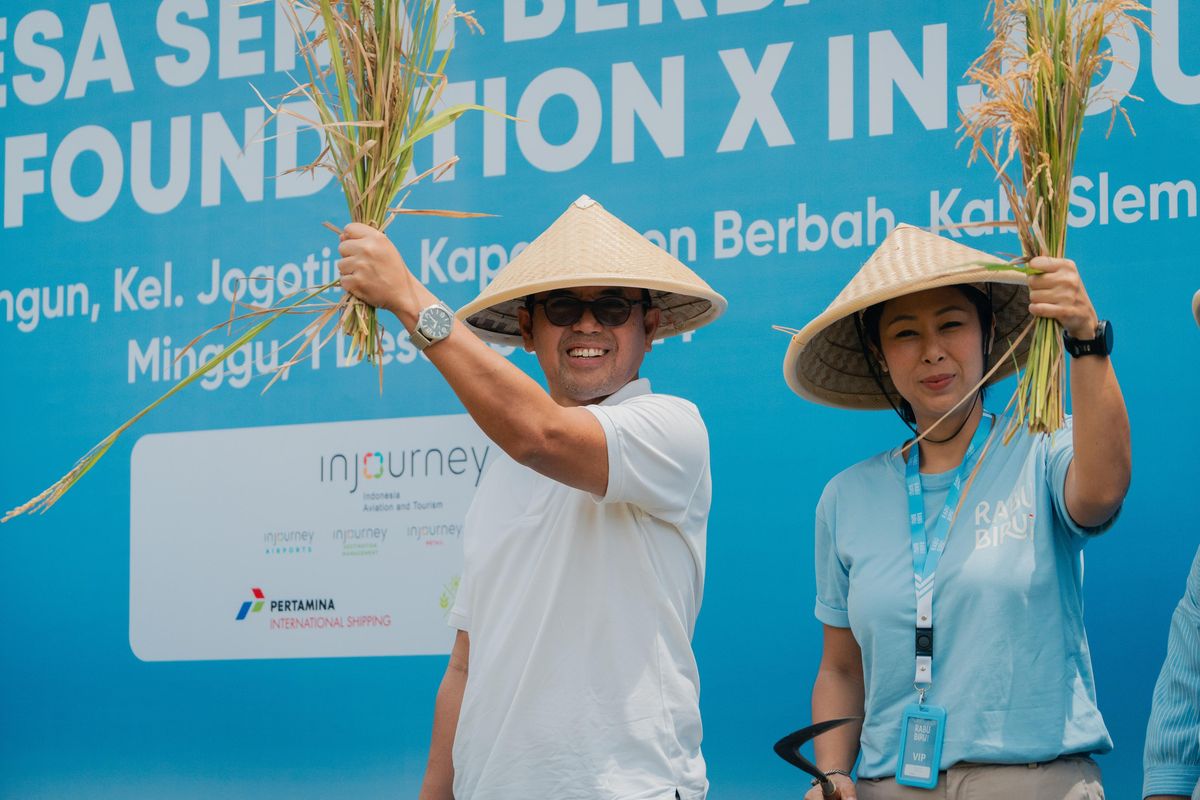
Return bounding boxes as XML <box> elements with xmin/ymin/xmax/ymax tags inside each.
<box><xmin>895</xmin><ymin>628</ymin><xmax>945</xmax><ymax>789</ymax></box>
<box><xmin>895</xmin><ymin>700</ymin><xmax>946</xmax><ymax>789</ymax></box>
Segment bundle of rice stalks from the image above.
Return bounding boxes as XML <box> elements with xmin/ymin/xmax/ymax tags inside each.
<box><xmin>4</xmin><ymin>0</ymin><xmax>493</xmax><ymax>522</ymax></box>
<box><xmin>267</xmin><ymin>0</ymin><xmax>494</xmax><ymax>366</ymax></box>
<box><xmin>960</xmin><ymin>0</ymin><xmax>1146</xmax><ymax>438</ymax></box>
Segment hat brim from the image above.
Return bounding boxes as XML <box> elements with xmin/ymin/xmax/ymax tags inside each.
<box><xmin>459</xmin><ymin>278</ymin><xmax>725</xmax><ymax>346</ymax></box>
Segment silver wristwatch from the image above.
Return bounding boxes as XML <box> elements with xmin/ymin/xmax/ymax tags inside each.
<box><xmin>410</xmin><ymin>302</ymin><xmax>454</xmax><ymax>351</ymax></box>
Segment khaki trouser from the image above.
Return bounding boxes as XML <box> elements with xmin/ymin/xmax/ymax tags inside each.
<box><xmin>856</xmin><ymin>756</ymin><xmax>1103</xmax><ymax>800</ymax></box>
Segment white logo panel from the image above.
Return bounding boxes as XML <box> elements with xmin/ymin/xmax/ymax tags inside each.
<box><xmin>129</xmin><ymin>414</ymin><xmax>492</xmax><ymax>661</ymax></box>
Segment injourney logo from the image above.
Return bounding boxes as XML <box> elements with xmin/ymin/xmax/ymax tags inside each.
<box><xmin>319</xmin><ymin>444</ymin><xmax>491</xmax><ymax>493</ymax></box>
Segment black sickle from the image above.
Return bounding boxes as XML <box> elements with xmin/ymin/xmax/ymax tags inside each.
<box><xmin>773</xmin><ymin>717</ymin><xmax>862</xmax><ymax>799</ymax></box>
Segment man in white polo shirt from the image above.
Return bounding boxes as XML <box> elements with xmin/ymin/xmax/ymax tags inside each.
<box><xmin>335</xmin><ymin>196</ymin><xmax>726</xmax><ymax>800</ymax></box>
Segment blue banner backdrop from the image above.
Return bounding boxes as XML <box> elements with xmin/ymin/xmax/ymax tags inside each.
<box><xmin>2</xmin><ymin>1</ymin><xmax>1198</xmax><ymax>797</ymax></box>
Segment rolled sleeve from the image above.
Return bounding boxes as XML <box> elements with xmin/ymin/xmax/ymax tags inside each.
<box><xmin>814</xmin><ymin>496</ymin><xmax>851</xmax><ymax>629</ymax></box>
<box><xmin>1144</xmin><ymin>549</ymin><xmax>1200</xmax><ymax>798</ymax></box>
<box><xmin>1142</xmin><ymin>766</ymin><xmax>1200</xmax><ymax>799</ymax></box>
<box><xmin>583</xmin><ymin>395</ymin><xmax>708</xmax><ymax>526</ymax></box>
<box><xmin>447</xmin><ymin>572</ymin><xmax>472</xmax><ymax>633</ymax></box>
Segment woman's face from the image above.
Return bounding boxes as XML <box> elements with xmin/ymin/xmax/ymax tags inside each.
<box><xmin>876</xmin><ymin>286</ymin><xmax>986</xmax><ymax>426</ymax></box>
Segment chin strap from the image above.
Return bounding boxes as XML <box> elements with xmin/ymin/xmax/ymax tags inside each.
<box><xmin>919</xmin><ymin>392</ymin><xmax>980</xmax><ymax>445</ymax></box>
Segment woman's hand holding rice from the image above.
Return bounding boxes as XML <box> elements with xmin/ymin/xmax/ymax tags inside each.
<box><xmin>1026</xmin><ymin>256</ymin><xmax>1100</xmax><ymax>340</ymax></box>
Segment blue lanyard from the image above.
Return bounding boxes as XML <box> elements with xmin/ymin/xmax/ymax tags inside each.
<box><xmin>904</xmin><ymin>414</ymin><xmax>992</xmax><ymax>697</ymax></box>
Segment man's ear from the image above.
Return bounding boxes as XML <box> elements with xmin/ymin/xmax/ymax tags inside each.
<box><xmin>517</xmin><ymin>305</ymin><xmax>536</xmax><ymax>353</ymax></box>
<box><xmin>642</xmin><ymin>306</ymin><xmax>662</xmax><ymax>352</ymax></box>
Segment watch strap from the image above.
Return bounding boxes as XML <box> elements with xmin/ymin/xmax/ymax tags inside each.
<box><xmin>410</xmin><ymin>325</ymin><xmax>434</xmax><ymax>351</ymax></box>
<box><xmin>1062</xmin><ymin>320</ymin><xmax>1111</xmax><ymax>358</ymax></box>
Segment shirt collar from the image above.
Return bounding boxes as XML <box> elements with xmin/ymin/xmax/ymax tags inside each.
<box><xmin>599</xmin><ymin>378</ymin><xmax>651</xmax><ymax>406</ymax></box>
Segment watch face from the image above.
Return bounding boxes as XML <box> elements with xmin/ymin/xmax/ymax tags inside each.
<box><xmin>1101</xmin><ymin>320</ymin><xmax>1114</xmax><ymax>353</ymax></box>
<box><xmin>422</xmin><ymin>306</ymin><xmax>453</xmax><ymax>340</ymax></box>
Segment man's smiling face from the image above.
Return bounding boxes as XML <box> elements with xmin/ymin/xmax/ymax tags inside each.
<box><xmin>517</xmin><ymin>286</ymin><xmax>661</xmax><ymax>407</ymax></box>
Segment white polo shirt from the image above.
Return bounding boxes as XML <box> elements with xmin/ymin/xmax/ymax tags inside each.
<box><xmin>448</xmin><ymin>378</ymin><xmax>711</xmax><ymax>800</ymax></box>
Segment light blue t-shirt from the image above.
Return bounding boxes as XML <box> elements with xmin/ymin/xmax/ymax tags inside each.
<box><xmin>814</xmin><ymin>414</ymin><xmax>1115</xmax><ymax>779</ymax></box>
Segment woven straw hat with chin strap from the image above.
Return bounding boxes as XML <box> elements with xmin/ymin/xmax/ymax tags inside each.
<box><xmin>1193</xmin><ymin>289</ymin><xmax>1200</xmax><ymax>328</ymax></box>
<box><xmin>458</xmin><ymin>195</ymin><xmax>727</xmax><ymax>345</ymax></box>
<box><xmin>781</xmin><ymin>223</ymin><xmax>1033</xmax><ymax>410</ymax></box>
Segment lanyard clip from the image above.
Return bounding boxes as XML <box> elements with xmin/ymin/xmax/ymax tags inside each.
<box><xmin>915</xmin><ymin>626</ymin><xmax>933</xmax><ymax>658</ymax></box>
<box><xmin>915</xmin><ymin>685</ymin><xmax>928</xmax><ymax>705</ymax></box>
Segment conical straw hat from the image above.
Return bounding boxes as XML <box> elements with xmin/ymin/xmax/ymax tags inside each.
<box><xmin>1193</xmin><ymin>289</ymin><xmax>1200</xmax><ymax>327</ymax></box>
<box><xmin>781</xmin><ymin>224</ymin><xmax>1032</xmax><ymax>409</ymax></box>
<box><xmin>458</xmin><ymin>196</ymin><xmax>726</xmax><ymax>345</ymax></box>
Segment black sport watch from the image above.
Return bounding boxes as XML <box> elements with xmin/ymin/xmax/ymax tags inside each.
<box><xmin>1062</xmin><ymin>320</ymin><xmax>1113</xmax><ymax>358</ymax></box>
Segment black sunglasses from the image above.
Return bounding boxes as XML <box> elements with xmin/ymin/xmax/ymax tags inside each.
<box><xmin>527</xmin><ymin>292</ymin><xmax>652</xmax><ymax>327</ymax></box>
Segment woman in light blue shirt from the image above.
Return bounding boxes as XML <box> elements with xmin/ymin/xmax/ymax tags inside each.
<box><xmin>780</xmin><ymin>225</ymin><xmax>1131</xmax><ymax>800</ymax></box>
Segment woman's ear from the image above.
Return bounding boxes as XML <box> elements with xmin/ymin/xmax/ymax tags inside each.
<box><xmin>868</xmin><ymin>342</ymin><xmax>888</xmax><ymax>373</ymax></box>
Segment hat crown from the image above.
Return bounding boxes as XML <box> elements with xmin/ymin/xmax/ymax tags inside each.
<box><xmin>457</xmin><ymin>197</ymin><xmax>727</xmax><ymax>345</ymax></box>
<box><xmin>479</xmin><ymin>197</ymin><xmax>709</xmax><ymax>296</ymax></box>
<box><xmin>829</xmin><ymin>224</ymin><xmax>1003</xmax><ymax>310</ymax></box>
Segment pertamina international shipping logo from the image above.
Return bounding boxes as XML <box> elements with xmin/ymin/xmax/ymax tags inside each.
<box><xmin>231</xmin><ymin>586</ymin><xmax>389</xmax><ymax>631</ymax></box>
<box><xmin>235</xmin><ymin>587</ymin><xmax>266</xmax><ymax>620</ymax></box>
